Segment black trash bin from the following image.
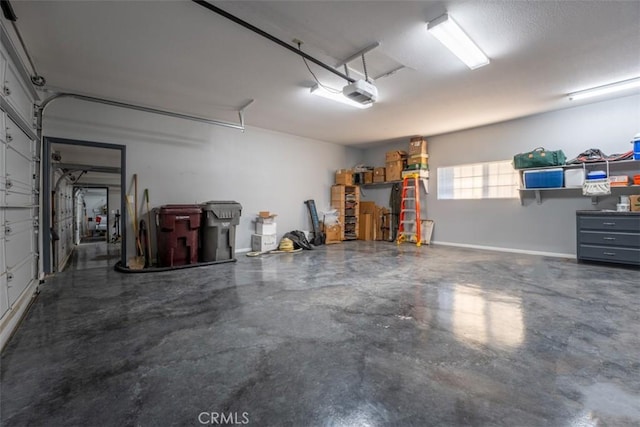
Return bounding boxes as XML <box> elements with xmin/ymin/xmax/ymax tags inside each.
<box><xmin>201</xmin><ymin>201</ymin><xmax>242</xmax><ymax>262</ymax></box>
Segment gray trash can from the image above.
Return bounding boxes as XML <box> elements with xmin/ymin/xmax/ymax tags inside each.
<box><xmin>201</xmin><ymin>201</ymin><xmax>242</xmax><ymax>262</ymax></box>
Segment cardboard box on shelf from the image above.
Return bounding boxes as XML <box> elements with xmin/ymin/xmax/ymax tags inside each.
<box><xmin>609</xmin><ymin>175</ymin><xmax>630</xmax><ymax>187</ymax></box>
<box><xmin>402</xmin><ymin>169</ymin><xmax>429</xmax><ymax>179</ymax></box>
<box><xmin>373</xmin><ymin>167</ymin><xmax>386</xmax><ymax>182</ymax></box>
<box><xmin>335</xmin><ymin>169</ymin><xmax>353</xmax><ymax>185</ymax></box>
<box><xmin>407</xmin><ymin>153</ymin><xmax>429</xmax><ymax>166</ymax></box>
<box><xmin>385</xmin><ymin>160</ymin><xmax>405</xmax><ymax>181</ymax></box>
<box><xmin>409</xmin><ymin>137</ymin><xmax>428</xmax><ymax>155</ymax></box>
<box><xmin>364</xmin><ymin>171</ymin><xmax>373</xmax><ymax>184</ymax></box>
<box><xmin>404</xmin><ymin>163</ymin><xmax>429</xmax><ymax>171</ymax></box>
<box><xmin>385</xmin><ymin>150</ymin><xmax>407</xmax><ymax>162</ymax></box>
<box><xmin>630</xmin><ymin>195</ymin><xmax>640</xmax><ymax>212</ymax></box>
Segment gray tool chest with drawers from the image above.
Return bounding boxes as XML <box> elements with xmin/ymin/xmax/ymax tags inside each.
<box><xmin>576</xmin><ymin>211</ymin><xmax>640</xmax><ymax>266</ymax></box>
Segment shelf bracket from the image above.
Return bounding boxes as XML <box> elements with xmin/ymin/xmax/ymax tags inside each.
<box><xmin>535</xmin><ymin>190</ymin><xmax>541</xmax><ymax>205</ymax></box>
<box><xmin>591</xmin><ymin>196</ymin><xmax>599</xmax><ymax>205</ymax></box>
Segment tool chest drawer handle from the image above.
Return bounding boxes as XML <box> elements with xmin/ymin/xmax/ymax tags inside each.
<box><xmin>603</xmin><ymin>252</ymin><xmax>616</xmax><ymax>256</ymax></box>
<box><xmin>602</xmin><ymin>222</ymin><xmax>616</xmax><ymax>226</ymax></box>
<box><xmin>602</xmin><ymin>237</ymin><xmax>616</xmax><ymax>241</ymax></box>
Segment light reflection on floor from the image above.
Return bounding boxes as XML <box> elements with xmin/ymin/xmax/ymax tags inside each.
<box><xmin>439</xmin><ymin>283</ymin><xmax>524</xmax><ymax>350</ymax></box>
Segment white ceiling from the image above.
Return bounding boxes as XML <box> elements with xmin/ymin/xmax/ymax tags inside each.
<box><xmin>10</xmin><ymin>0</ymin><xmax>640</xmax><ymax>146</ymax></box>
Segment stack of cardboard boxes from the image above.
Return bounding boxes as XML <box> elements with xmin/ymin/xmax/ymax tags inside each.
<box><xmin>404</xmin><ymin>137</ymin><xmax>429</xmax><ymax>178</ymax></box>
<box><xmin>251</xmin><ymin>212</ymin><xmax>278</xmax><ymax>252</ymax></box>
<box><xmin>385</xmin><ymin>150</ymin><xmax>408</xmax><ymax>182</ymax></box>
<box><xmin>358</xmin><ymin>201</ymin><xmax>392</xmax><ymax>241</ymax></box>
<box><xmin>368</xmin><ymin>137</ymin><xmax>430</xmax><ymax>183</ymax></box>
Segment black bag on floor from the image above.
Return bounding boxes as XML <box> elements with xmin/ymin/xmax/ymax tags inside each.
<box><xmin>283</xmin><ymin>230</ymin><xmax>313</xmax><ymax>250</ymax></box>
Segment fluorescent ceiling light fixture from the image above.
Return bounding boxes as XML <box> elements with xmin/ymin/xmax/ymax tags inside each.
<box><xmin>568</xmin><ymin>77</ymin><xmax>640</xmax><ymax>101</ymax></box>
<box><xmin>310</xmin><ymin>84</ymin><xmax>372</xmax><ymax>109</ymax></box>
<box><xmin>427</xmin><ymin>13</ymin><xmax>489</xmax><ymax>70</ymax></box>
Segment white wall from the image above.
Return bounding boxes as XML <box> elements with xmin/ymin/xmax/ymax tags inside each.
<box><xmin>362</xmin><ymin>94</ymin><xmax>640</xmax><ymax>256</ymax></box>
<box><xmin>43</xmin><ymin>98</ymin><xmax>362</xmax><ymax>256</ymax></box>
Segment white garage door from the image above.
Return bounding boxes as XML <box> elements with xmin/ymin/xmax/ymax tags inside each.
<box><xmin>1</xmin><ymin>112</ymin><xmax>37</xmax><ymax>317</ymax></box>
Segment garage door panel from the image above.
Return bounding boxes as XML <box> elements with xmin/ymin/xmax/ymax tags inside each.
<box><xmin>0</xmin><ymin>234</ymin><xmax>5</xmax><ymax>274</ymax></box>
<box><xmin>0</xmin><ymin>48</ymin><xmax>6</xmax><ymax>98</ymax></box>
<box><xmin>3</xmin><ymin>54</ymin><xmax>35</xmax><ymax>127</ymax></box>
<box><xmin>4</xmin><ymin>189</ymin><xmax>34</xmax><ymax>207</ymax></box>
<box><xmin>0</xmin><ymin>110</ymin><xmax>5</xmax><ymax>141</ymax></box>
<box><xmin>4</xmin><ymin>218</ymin><xmax>33</xmax><ymax>267</ymax></box>
<box><xmin>4</xmin><ymin>206</ymin><xmax>34</xmax><ymax>223</ymax></box>
<box><xmin>6</xmin><ymin>256</ymin><xmax>35</xmax><ymax>307</ymax></box>
<box><xmin>5</xmin><ymin>155</ymin><xmax>33</xmax><ymax>189</ymax></box>
<box><xmin>5</xmin><ymin>117</ymin><xmax>33</xmax><ymax>160</ymax></box>
<box><xmin>0</xmin><ymin>273</ymin><xmax>8</xmax><ymax>317</ymax></box>
<box><xmin>5</xmin><ymin>146</ymin><xmax>34</xmax><ymax>192</ymax></box>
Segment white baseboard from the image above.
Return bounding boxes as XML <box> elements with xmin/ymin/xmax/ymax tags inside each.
<box><xmin>432</xmin><ymin>240</ymin><xmax>576</xmax><ymax>259</ymax></box>
<box><xmin>0</xmin><ymin>279</ymin><xmax>39</xmax><ymax>351</ymax></box>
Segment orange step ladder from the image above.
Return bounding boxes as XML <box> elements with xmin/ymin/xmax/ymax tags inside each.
<box><xmin>397</xmin><ymin>173</ymin><xmax>422</xmax><ymax>246</ymax></box>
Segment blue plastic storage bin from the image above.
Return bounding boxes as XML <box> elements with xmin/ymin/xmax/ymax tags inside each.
<box><xmin>633</xmin><ymin>133</ymin><xmax>640</xmax><ymax>160</ymax></box>
<box><xmin>523</xmin><ymin>168</ymin><xmax>564</xmax><ymax>188</ymax></box>
<box><xmin>587</xmin><ymin>171</ymin><xmax>607</xmax><ymax>180</ymax></box>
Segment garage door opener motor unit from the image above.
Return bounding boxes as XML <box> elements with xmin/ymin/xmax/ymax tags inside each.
<box><xmin>343</xmin><ymin>79</ymin><xmax>378</xmax><ymax>105</ymax></box>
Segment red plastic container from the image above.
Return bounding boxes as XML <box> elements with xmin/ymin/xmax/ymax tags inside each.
<box><xmin>157</xmin><ymin>205</ymin><xmax>202</xmax><ymax>267</ymax></box>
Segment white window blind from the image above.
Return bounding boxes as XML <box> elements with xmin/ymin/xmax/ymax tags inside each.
<box><xmin>437</xmin><ymin>160</ymin><xmax>519</xmax><ymax>200</ymax></box>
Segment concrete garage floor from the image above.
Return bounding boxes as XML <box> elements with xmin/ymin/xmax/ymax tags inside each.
<box><xmin>1</xmin><ymin>242</ymin><xmax>639</xmax><ymax>426</ymax></box>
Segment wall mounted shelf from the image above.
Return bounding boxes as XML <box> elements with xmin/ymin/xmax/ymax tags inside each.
<box><xmin>518</xmin><ymin>159</ymin><xmax>639</xmax><ymax>205</ymax></box>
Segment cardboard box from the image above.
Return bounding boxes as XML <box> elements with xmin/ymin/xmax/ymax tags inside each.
<box><xmin>377</xmin><ymin>207</ymin><xmax>391</xmax><ymax>241</ymax></box>
<box><xmin>257</xmin><ymin>212</ymin><xmax>277</xmax><ymax>224</ymax></box>
<box><xmin>359</xmin><ymin>202</ymin><xmax>378</xmax><ymax>241</ymax></box>
<box><xmin>335</xmin><ymin>169</ymin><xmax>353</xmax><ymax>185</ymax></box>
<box><xmin>402</xmin><ymin>169</ymin><xmax>429</xmax><ymax>179</ymax></box>
<box><xmin>404</xmin><ymin>163</ymin><xmax>429</xmax><ymax>171</ymax></box>
<box><xmin>359</xmin><ymin>213</ymin><xmax>374</xmax><ymax>241</ymax></box>
<box><xmin>323</xmin><ymin>223</ymin><xmax>342</xmax><ymax>244</ymax></box>
<box><xmin>364</xmin><ymin>171</ymin><xmax>373</xmax><ymax>184</ymax></box>
<box><xmin>630</xmin><ymin>195</ymin><xmax>640</xmax><ymax>212</ymax></box>
<box><xmin>609</xmin><ymin>175</ymin><xmax>630</xmax><ymax>187</ymax></box>
<box><xmin>409</xmin><ymin>137</ymin><xmax>428</xmax><ymax>156</ymax></box>
<box><xmin>385</xmin><ymin>160</ymin><xmax>405</xmax><ymax>182</ymax></box>
<box><xmin>407</xmin><ymin>153</ymin><xmax>429</xmax><ymax>166</ymax></box>
<box><xmin>251</xmin><ymin>234</ymin><xmax>278</xmax><ymax>252</ymax></box>
<box><xmin>373</xmin><ymin>167</ymin><xmax>386</xmax><ymax>183</ymax></box>
<box><xmin>385</xmin><ymin>150</ymin><xmax>407</xmax><ymax>162</ymax></box>
<box><xmin>256</xmin><ymin>222</ymin><xmax>277</xmax><ymax>235</ymax></box>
